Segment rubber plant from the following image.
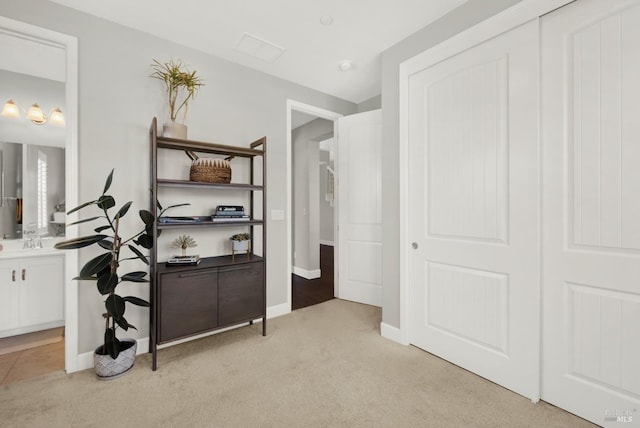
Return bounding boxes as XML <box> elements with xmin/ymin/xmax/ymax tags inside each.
<box><xmin>54</xmin><ymin>169</ymin><xmax>185</xmax><ymax>359</ymax></box>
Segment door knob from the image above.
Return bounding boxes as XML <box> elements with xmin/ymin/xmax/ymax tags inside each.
<box><xmin>411</xmin><ymin>242</ymin><xmax>419</xmax><ymax>249</ymax></box>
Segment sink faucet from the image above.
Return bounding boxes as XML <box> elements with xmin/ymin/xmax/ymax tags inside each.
<box><xmin>23</xmin><ymin>230</ymin><xmax>40</xmax><ymax>249</ymax></box>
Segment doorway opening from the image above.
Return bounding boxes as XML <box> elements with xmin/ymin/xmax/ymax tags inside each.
<box><xmin>286</xmin><ymin>100</ymin><xmax>342</xmax><ymax>312</ymax></box>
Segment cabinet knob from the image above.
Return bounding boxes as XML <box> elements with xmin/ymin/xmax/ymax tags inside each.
<box><xmin>12</xmin><ymin>269</ymin><xmax>15</xmax><ymax>282</ymax></box>
<box><xmin>22</xmin><ymin>268</ymin><xmax>26</xmax><ymax>281</ymax></box>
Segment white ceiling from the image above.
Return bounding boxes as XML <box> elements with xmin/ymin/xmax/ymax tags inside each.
<box><xmin>49</xmin><ymin>0</ymin><xmax>467</xmax><ymax>103</ymax></box>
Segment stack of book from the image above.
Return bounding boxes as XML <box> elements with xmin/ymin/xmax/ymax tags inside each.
<box><xmin>212</xmin><ymin>205</ymin><xmax>250</xmax><ymax>222</ymax></box>
<box><xmin>167</xmin><ymin>255</ymin><xmax>201</xmax><ymax>266</ymax></box>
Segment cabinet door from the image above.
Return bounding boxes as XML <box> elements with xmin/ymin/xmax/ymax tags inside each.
<box><xmin>218</xmin><ymin>262</ymin><xmax>264</xmax><ymax>326</ymax></box>
<box><xmin>19</xmin><ymin>256</ymin><xmax>64</xmax><ymax>327</ymax></box>
<box><xmin>0</xmin><ymin>260</ymin><xmax>20</xmax><ymax>332</ymax></box>
<box><xmin>159</xmin><ymin>268</ymin><xmax>218</xmax><ymax>342</ymax></box>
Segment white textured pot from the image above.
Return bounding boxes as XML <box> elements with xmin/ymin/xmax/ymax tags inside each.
<box><xmin>162</xmin><ymin>122</ymin><xmax>187</xmax><ymax>139</ymax></box>
<box><xmin>93</xmin><ymin>338</ymin><xmax>137</xmax><ymax>380</ymax></box>
<box><xmin>232</xmin><ymin>240</ymin><xmax>249</xmax><ymax>253</ymax></box>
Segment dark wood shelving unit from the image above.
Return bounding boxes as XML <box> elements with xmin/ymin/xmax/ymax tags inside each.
<box><xmin>149</xmin><ymin>117</ymin><xmax>266</xmax><ymax>371</ymax></box>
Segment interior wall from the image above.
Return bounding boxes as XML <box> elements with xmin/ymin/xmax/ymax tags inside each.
<box><xmin>380</xmin><ymin>0</ymin><xmax>523</xmax><ymax>328</ymax></box>
<box><xmin>357</xmin><ymin>95</ymin><xmax>382</xmax><ymax>113</ymax></box>
<box><xmin>292</xmin><ymin>118</ymin><xmax>333</xmax><ymax>273</ymax></box>
<box><xmin>1</xmin><ymin>0</ymin><xmax>357</xmax><ymax>354</ymax></box>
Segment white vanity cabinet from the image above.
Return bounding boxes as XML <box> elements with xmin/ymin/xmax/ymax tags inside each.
<box><xmin>0</xmin><ymin>254</ymin><xmax>64</xmax><ymax>337</ymax></box>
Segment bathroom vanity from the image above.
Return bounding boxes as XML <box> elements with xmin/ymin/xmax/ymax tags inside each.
<box><xmin>0</xmin><ymin>241</ymin><xmax>64</xmax><ymax>338</ymax></box>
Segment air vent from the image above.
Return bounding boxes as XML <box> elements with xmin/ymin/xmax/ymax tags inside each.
<box><xmin>234</xmin><ymin>32</ymin><xmax>286</xmax><ymax>63</ymax></box>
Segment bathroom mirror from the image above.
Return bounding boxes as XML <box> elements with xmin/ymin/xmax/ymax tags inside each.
<box><xmin>0</xmin><ymin>60</ymin><xmax>66</xmax><ymax>240</ymax></box>
<box><xmin>0</xmin><ymin>141</ymin><xmax>65</xmax><ymax>239</ymax></box>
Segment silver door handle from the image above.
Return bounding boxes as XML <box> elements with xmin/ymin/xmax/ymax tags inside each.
<box><xmin>411</xmin><ymin>242</ymin><xmax>418</xmax><ymax>249</ymax></box>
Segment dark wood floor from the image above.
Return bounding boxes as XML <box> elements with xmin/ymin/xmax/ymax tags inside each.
<box><xmin>292</xmin><ymin>244</ymin><xmax>335</xmax><ymax>310</ymax></box>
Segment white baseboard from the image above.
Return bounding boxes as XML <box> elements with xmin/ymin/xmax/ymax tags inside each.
<box><xmin>380</xmin><ymin>322</ymin><xmax>408</xmax><ymax>345</ymax></box>
<box><xmin>293</xmin><ymin>266</ymin><xmax>321</xmax><ymax>279</ymax></box>
<box><xmin>319</xmin><ymin>240</ymin><xmax>334</xmax><ymax>247</ymax></box>
<box><xmin>267</xmin><ymin>302</ymin><xmax>290</xmax><ymax>319</ymax></box>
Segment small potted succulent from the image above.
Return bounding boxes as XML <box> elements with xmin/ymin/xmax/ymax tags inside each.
<box><xmin>150</xmin><ymin>58</ymin><xmax>204</xmax><ymax>139</ymax></box>
<box><xmin>230</xmin><ymin>233</ymin><xmax>251</xmax><ymax>257</ymax></box>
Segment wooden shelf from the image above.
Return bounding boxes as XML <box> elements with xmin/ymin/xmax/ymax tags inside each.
<box><xmin>157</xmin><ymin>136</ymin><xmax>265</xmax><ymax>158</ymax></box>
<box><xmin>149</xmin><ymin>117</ymin><xmax>267</xmax><ymax>371</ymax></box>
<box><xmin>157</xmin><ymin>254</ymin><xmax>263</xmax><ymax>274</ymax></box>
<box><xmin>157</xmin><ymin>178</ymin><xmax>263</xmax><ymax>191</ymax></box>
<box><xmin>158</xmin><ymin>220</ymin><xmax>264</xmax><ymax>229</ymax></box>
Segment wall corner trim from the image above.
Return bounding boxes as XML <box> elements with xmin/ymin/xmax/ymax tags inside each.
<box><xmin>380</xmin><ymin>322</ymin><xmax>408</xmax><ymax>345</ymax></box>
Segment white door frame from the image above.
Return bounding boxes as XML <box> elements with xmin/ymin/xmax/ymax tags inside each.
<box><xmin>286</xmin><ymin>100</ymin><xmax>342</xmax><ymax>312</ymax></box>
<box><xmin>0</xmin><ymin>17</ymin><xmax>79</xmax><ymax>372</ymax></box>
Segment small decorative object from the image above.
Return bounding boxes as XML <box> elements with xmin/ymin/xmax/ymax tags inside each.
<box><xmin>230</xmin><ymin>233</ymin><xmax>251</xmax><ymax>259</ymax></box>
<box><xmin>54</xmin><ymin>169</ymin><xmax>185</xmax><ymax>380</ymax></box>
<box><xmin>171</xmin><ymin>234</ymin><xmax>197</xmax><ymax>256</ymax></box>
<box><xmin>186</xmin><ymin>150</ymin><xmax>232</xmax><ymax>183</ymax></box>
<box><xmin>150</xmin><ymin>58</ymin><xmax>204</xmax><ymax>139</ymax></box>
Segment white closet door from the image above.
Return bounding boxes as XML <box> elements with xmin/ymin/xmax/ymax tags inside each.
<box><xmin>542</xmin><ymin>1</ymin><xmax>640</xmax><ymax>425</ymax></box>
<box><xmin>408</xmin><ymin>20</ymin><xmax>540</xmax><ymax>399</ymax></box>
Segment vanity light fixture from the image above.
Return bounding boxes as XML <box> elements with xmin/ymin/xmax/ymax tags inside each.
<box><xmin>1</xmin><ymin>99</ymin><xmax>65</xmax><ymax>126</ymax></box>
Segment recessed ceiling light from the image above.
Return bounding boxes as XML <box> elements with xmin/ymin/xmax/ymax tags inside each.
<box><xmin>320</xmin><ymin>15</ymin><xmax>334</xmax><ymax>26</ymax></box>
<box><xmin>339</xmin><ymin>60</ymin><xmax>353</xmax><ymax>71</ymax></box>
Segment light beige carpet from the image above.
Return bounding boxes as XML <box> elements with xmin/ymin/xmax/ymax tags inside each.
<box><xmin>0</xmin><ymin>300</ymin><xmax>594</xmax><ymax>428</ymax></box>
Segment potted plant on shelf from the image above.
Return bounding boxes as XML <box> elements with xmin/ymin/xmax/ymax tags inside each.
<box><xmin>230</xmin><ymin>233</ymin><xmax>251</xmax><ymax>259</ymax></box>
<box><xmin>150</xmin><ymin>58</ymin><xmax>204</xmax><ymax>139</ymax></box>
<box><xmin>54</xmin><ymin>169</ymin><xmax>183</xmax><ymax>380</ymax></box>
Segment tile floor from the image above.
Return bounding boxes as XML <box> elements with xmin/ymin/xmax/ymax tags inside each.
<box><xmin>0</xmin><ymin>340</ymin><xmax>64</xmax><ymax>385</ymax></box>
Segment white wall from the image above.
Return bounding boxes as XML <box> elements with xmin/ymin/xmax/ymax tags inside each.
<box><xmin>380</xmin><ymin>0</ymin><xmax>523</xmax><ymax>327</ymax></box>
<box><xmin>292</xmin><ymin>118</ymin><xmax>332</xmax><ymax>273</ymax></box>
<box><xmin>1</xmin><ymin>0</ymin><xmax>357</xmax><ymax>353</ymax></box>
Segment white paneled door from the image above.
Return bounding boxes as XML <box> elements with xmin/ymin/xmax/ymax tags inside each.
<box><xmin>408</xmin><ymin>21</ymin><xmax>540</xmax><ymax>399</ymax></box>
<box><xmin>337</xmin><ymin>110</ymin><xmax>382</xmax><ymax>307</ymax></box>
<box><xmin>542</xmin><ymin>1</ymin><xmax>640</xmax><ymax>425</ymax></box>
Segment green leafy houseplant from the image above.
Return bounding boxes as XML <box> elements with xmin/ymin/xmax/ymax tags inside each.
<box><xmin>230</xmin><ymin>233</ymin><xmax>251</xmax><ymax>241</ymax></box>
<box><xmin>150</xmin><ymin>58</ymin><xmax>204</xmax><ymax>123</ymax></box>
<box><xmin>54</xmin><ymin>169</ymin><xmax>184</xmax><ymax>360</ymax></box>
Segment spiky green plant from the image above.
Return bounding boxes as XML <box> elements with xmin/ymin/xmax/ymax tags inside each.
<box><xmin>54</xmin><ymin>169</ymin><xmax>186</xmax><ymax>359</ymax></box>
<box><xmin>150</xmin><ymin>59</ymin><xmax>204</xmax><ymax>123</ymax></box>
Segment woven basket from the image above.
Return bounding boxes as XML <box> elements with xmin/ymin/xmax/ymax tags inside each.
<box><xmin>188</xmin><ymin>154</ymin><xmax>232</xmax><ymax>183</ymax></box>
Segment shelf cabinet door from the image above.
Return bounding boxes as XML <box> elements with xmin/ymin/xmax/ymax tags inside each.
<box><xmin>217</xmin><ymin>261</ymin><xmax>264</xmax><ymax>326</ymax></box>
<box><xmin>159</xmin><ymin>268</ymin><xmax>218</xmax><ymax>342</ymax></box>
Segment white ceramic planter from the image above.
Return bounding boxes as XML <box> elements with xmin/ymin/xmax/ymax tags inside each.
<box><xmin>93</xmin><ymin>338</ymin><xmax>137</xmax><ymax>380</ymax></box>
<box><xmin>162</xmin><ymin>122</ymin><xmax>187</xmax><ymax>139</ymax></box>
<box><xmin>232</xmin><ymin>240</ymin><xmax>249</xmax><ymax>253</ymax></box>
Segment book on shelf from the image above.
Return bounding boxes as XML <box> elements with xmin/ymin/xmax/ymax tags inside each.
<box><xmin>215</xmin><ymin>205</ymin><xmax>244</xmax><ymax>213</ymax></box>
<box><xmin>159</xmin><ymin>216</ymin><xmax>211</xmax><ymax>224</ymax></box>
<box><xmin>211</xmin><ymin>215</ymin><xmax>251</xmax><ymax>222</ymax></box>
<box><xmin>167</xmin><ymin>255</ymin><xmax>201</xmax><ymax>266</ymax></box>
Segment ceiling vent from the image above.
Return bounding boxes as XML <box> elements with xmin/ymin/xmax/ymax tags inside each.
<box><xmin>234</xmin><ymin>32</ymin><xmax>286</xmax><ymax>63</ymax></box>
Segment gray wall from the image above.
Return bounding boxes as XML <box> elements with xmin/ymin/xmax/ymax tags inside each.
<box><xmin>380</xmin><ymin>0</ymin><xmax>523</xmax><ymax>328</ymax></box>
<box><xmin>2</xmin><ymin>0</ymin><xmax>357</xmax><ymax>353</ymax></box>
<box><xmin>357</xmin><ymin>95</ymin><xmax>382</xmax><ymax>113</ymax></box>
<box><xmin>292</xmin><ymin>118</ymin><xmax>333</xmax><ymax>272</ymax></box>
